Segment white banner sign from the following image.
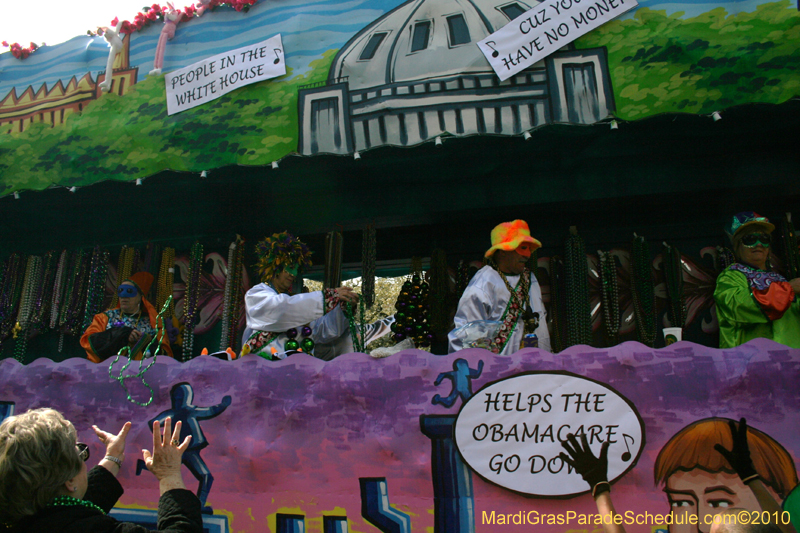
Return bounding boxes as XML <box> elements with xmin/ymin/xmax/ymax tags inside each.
<box><xmin>166</xmin><ymin>34</ymin><xmax>286</xmax><ymax>115</ymax></box>
<box><xmin>455</xmin><ymin>372</ymin><xmax>644</xmax><ymax>497</ymax></box>
<box><xmin>478</xmin><ymin>0</ymin><xmax>637</xmax><ymax>81</ymax></box>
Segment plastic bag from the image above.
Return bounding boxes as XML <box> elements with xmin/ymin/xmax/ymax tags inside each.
<box><xmin>452</xmin><ymin>320</ymin><xmax>501</xmax><ymax>351</ymax></box>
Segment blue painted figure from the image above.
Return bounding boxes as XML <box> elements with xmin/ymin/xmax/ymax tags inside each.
<box><xmin>432</xmin><ymin>358</ymin><xmax>483</xmax><ymax>408</ymax></box>
<box><xmin>137</xmin><ymin>382</ymin><xmax>230</xmax><ymax>512</ymax></box>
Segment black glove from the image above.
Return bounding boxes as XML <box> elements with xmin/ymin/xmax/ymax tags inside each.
<box><xmin>714</xmin><ymin>417</ymin><xmax>758</xmax><ymax>483</ymax></box>
<box><xmin>89</xmin><ymin>327</ymin><xmax>134</xmax><ymax>361</ymax></box>
<box><xmin>559</xmin><ymin>433</ymin><xmax>611</xmax><ymax>495</ymax></box>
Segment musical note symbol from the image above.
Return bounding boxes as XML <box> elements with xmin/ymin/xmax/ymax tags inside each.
<box><xmin>621</xmin><ymin>434</ymin><xmax>635</xmax><ymax>462</ymax></box>
<box><xmin>485</xmin><ymin>41</ymin><xmax>499</xmax><ymax>58</ymax></box>
<box><xmin>273</xmin><ymin>48</ymin><xmax>282</xmax><ymax>65</ymax></box>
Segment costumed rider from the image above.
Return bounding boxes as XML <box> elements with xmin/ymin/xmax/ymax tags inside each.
<box><xmin>242</xmin><ymin>232</ymin><xmax>359</xmax><ymax>360</ymax></box>
<box><xmin>714</xmin><ymin>211</ymin><xmax>800</xmax><ymax>349</ymax></box>
<box><xmin>448</xmin><ymin>219</ymin><xmax>551</xmax><ymax>354</ymax></box>
<box><xmin>81</xmin><ymin>272</ymin><xmax>173</xmax><ymax>362</ymax></box>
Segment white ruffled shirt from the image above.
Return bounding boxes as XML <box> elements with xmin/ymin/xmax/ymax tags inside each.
<box><xmin>448</xmin><ymin>265</ymin><xmax>551</xmax><ymax>354</ymax></box>
<box><xmin>243</xmin><ymin>283</ymin><xmax>350</xmax><ymax>358</ymax></box>
<box><xmin>243</xmin><ymin>283</ymin><xmax>397</xmax><ymax>360</ymax></box>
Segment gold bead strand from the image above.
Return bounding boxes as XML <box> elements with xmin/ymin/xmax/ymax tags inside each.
<box><xmin>156</xmin><ymin>247</ymin><xmax>175</xmax><ymax>315</ymax></box>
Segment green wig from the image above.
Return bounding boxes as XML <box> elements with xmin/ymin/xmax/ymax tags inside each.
<box><xmin>255</xmin><ymin>232</ymin><xmax>313</xmax><ymax>282</ymax></box>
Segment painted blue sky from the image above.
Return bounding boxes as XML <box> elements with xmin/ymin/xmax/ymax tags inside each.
<box><xmin>0</xmin><ymin>0</ymin><xmax>781</xmax><ymax>98</ymax></box>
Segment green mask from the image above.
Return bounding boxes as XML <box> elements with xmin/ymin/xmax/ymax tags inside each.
<box><xmin>284</xmin><ymin>264</ymin><xmax>300</xmax><ymax>276</ymax></box>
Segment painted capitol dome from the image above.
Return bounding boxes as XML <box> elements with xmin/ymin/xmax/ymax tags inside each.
<box><xmin>298</xmin><ymin>0</ymin><xmax>615</xmax><ymax>154</ymax></box>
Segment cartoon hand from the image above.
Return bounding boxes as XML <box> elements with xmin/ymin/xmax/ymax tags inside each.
<box><xmin>559</xmin><ymin>433</ymin><xmax>610</xmax><ymax>494</ymax></box>
<box><xmin>714</xmin><ymin>418</ymin><xmax>758</xmax><ymax>482</ymax></box>
<box><xmin>221</xmin><ymin>395</ymin><xmax>232</xmax><ymax>407</ymax></box>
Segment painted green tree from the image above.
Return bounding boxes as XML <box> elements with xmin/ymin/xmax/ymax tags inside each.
<box><xmin>1</xmin><ymin>1</ymin><xmax>799</xmax><ymax>196</ymax></box>
<box><xmin>576</xmin><ymin>1</ymin><xmax>800</xmax><ymax>119</ymax></box>
<box><xmin>0</xmin><ymin>50</ymin><xmax>337</xmax><ymax>196</ymax></box>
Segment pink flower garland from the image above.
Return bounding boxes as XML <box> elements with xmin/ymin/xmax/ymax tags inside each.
<box><xmin>105</xmin><ymin>0</ymin><xmax>260</xmax><ymax>37</ymax></box>
<box><xmin>1</xmin><ymin>41</ymin><xmax>41</xmax><ymax>60</ymax></box>
<box><xmin>3</xmin><ymin>0</ymin><xmax>262</xmax><ymax>57</ymax></box>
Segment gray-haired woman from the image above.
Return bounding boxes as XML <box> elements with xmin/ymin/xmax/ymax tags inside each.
<box><xmin>0</xmin><ymin>408</ymin><xmax>202</xmax><ymax>532</ymax></box>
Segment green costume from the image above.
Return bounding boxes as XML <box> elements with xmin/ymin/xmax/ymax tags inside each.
<box><xmin>714</xmin><ymin>264</ymin><xmax>800</xmax><ymax>349</ymax></box>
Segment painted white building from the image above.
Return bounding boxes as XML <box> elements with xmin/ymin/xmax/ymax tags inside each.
<box><xmin>298</xmin><ymin>0</ymin><xmax>615</xmax><ymax>155</ymax></box>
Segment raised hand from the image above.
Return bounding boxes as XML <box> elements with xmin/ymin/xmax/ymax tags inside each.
<box><xmin>142</xmin><ymin>417</ymin><xmax>192</xmax><ymax>483</ymax></box>
<box><xmin>335</xmin><ymin>286</ymin><xmax>359</xmax><ymax>304</ymax></box>
<box><xmin>93</xmin><ymin>421</ymin><xmax>131</xmax><ymax>462</ymax></box>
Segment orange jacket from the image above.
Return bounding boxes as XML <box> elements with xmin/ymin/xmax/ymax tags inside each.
<box><xmin>80</xmin><ymin>298</ymin><xmax>174</xmax><ymax>362</ymax></box>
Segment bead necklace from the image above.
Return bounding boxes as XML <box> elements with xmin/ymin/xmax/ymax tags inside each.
<box><xmin>50</xmin><ymin>250</ymin><xmax>69</xmax><ymax>330</ymax></box>
<box><xmin>428</xmin><ymin>249</ymin><xmax>450</xmax><ymax>335</ymax></box>
<box><xmin>344</xmin><ymin>298</ymin><xmax>367</xmax><ymax>353</ymax></box>
<box><xmin>284</xmin><ymin>324</ymin><xmax>315</xmax><ymax>353</ymax></box>
<box><xmin>630</xmin><ymin>235</ymin><xmax>656</xmax><ymax>347</ymax></box>
<box><xmin>219</xmin><ymin>238</ymin><xmax>245</xmax><ymax>352</ymax></box>
<box><xmin>225</xmin><ymin>238</ymin><xmax>245</xmax><ymax>352</ymax></box>
<box><xmin>14</xmin><ymin>255</ymin><xmax>42</xmax><ymax>364</ymax></box>
<box><xmin>0</xmin><ymin>254</ymin><xmax>24</xmax><ymax>345</ymax></box>
<box><xmin>390</xmin><ymin>274</ymin><xmax>432</xmax><ymax>347</ymax></box>
<box><xmin>496</xmin><ymin>269</ymin><xmax>530</xmax><ymax>303</ymax></box>
<box><xmin>662</xmin><ymin>242</ymin><xmax>686</xmax><ymax>328</ymax></box>
<box><xmin>109</xmin><ymin>296</ymin><xmax>172</xmax><ymax>406</ymax></box>
<box><xmin>361</xmin><ymin>224</ymin><xmax>376</xmax><ymax>308</ymax></box>
<box><xmin>156</xmin><ymin>247</ymin><xmax>176</xmax><ymax>317</ymax></box>
<box><xmin>53</xmin><ymin>250</ymin><xmax>76</xmax><ymax>352</ymax></box>
<box><xmin>228</xmin><ymin>239</ymin><xmax>246</xmax><ymax>352</ymax></box>
<box><xmin>17</xmin><ymin>256</ymin><xmax>42</xmax><ymax>332</ymax></box>
<box><xmin>142</xmin><ymin>243</ymin><xmax>160</xmax><ymax>299</ymax></box>
<box><xmin>57</xmin><ymin>251</ymin><xmax>81</xmax><ymax>329</ymax></box>
<box><xmin>716</xmin><ymin>245</ymin><xmax>736</xmax><ymax>272</ymax></box>
<box><xmin>455</xmin><ymin>260</ymin><xmax>469</xmax><ymax>300</ymax></box>
<box><xmin>324</xmin><ymin>231</ymin><xmax>343</xmax><ymax>289</ymax></box>
<box><xmin>182</xmin><ymin>242</ymin><xmax>204</xmax><ymax>361</ymax></box>
<box><xmin>131</xmin><ymin>248</ymin><xmax>142</xmax><ymax>278</ymax></box>
<box><xmin>48</xmin><ymin>496</ymin><xmax>106</xmax><ymax>515</ymax></box>
<box><xmin>779</xmin><ymin>215</ymin><xmax>799</xmax><ymax>280</ymax></box>
<box><xmin>29</xmin><ymin>250</ymin><xmax>57</xmax><ymax>336</ymax></box>
<box><xmin>82</xmin><ymin>246</ymin><xmax>109</xmax><ymax>331</ymax></box>
<box><xmin>111</xmin><ymin>246</ymin><xmax>135</xmax><ymax>310</ymax></box>
<box><xmin>219</xmin><ymin>240</ymin><xmax>238</xmax><ymax>351</ymax></box>
<box><xmin>598</xmin><ymin>251</ymin><xmax>620</xmax><ymax>345</ymax></box>
<box><xmin>111</xmin><ymin>307</ymin><xmax>144</xmax><ymax>329</ymax></box>
<box><xmin>548</xmin><ymin>256</ymin><xmax>568</xmax><ymax>353</ymax></box>
<box><xmin>526</xmin><ymin>248</ymin><xmax>540</xmax><ymax>283</ymax></box>
<box><xmin>564</xmin><ymin>230</ymin><xmax>592</xmax><ymax>348</ymax></box>
<box><xmin>60</xmin><ymin>252</ymin><xmax>91</xmax><ymax>337</ymax></box>
<box><xmin>492</xmin><ymin>268</ymin><xmax>531</xmax><ymax>352</ymax></box>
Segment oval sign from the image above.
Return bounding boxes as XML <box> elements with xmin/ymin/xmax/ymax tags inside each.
<box><xmin>454</xmin><ymin>371</ymin><xmax>645</xmax><ymax>497</ymax></box>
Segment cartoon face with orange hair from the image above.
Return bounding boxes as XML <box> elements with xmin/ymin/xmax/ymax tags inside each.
<box><xmin>654</xmin><ymin>418</ymin><xmax>798</xmax><ymax>533</ymax></box>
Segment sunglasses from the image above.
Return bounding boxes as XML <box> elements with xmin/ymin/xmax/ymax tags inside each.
<box><xmin>117</xmin><ymin>285</ymin><xmax>139</xmax><ymax>298</ymax></box>
<box><xmin>77</xmin><ymin>442</ymin><xmax>90</xmax><ymax>462</ymax></box>
<box><xmin>740</xmin><ymin>233</ymin><xmax>771</xmax><ymax>248</ymax></box>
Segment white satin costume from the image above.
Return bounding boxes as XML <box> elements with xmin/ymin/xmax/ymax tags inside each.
<box><xmin>244</xmin><ymin>283</ymin><xmax>394</xmax><ymax>360</ymax></box>
<box><xmin>448</xmin><ymin>265</ymin><xmax>551</xmax><ymax>354</ymax></box>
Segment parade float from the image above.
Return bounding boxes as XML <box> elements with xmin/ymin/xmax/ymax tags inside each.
<box><xmin>0</xmin><ymin>0</ymin><xmax>799</xmax><ymax>530</ymax></box>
